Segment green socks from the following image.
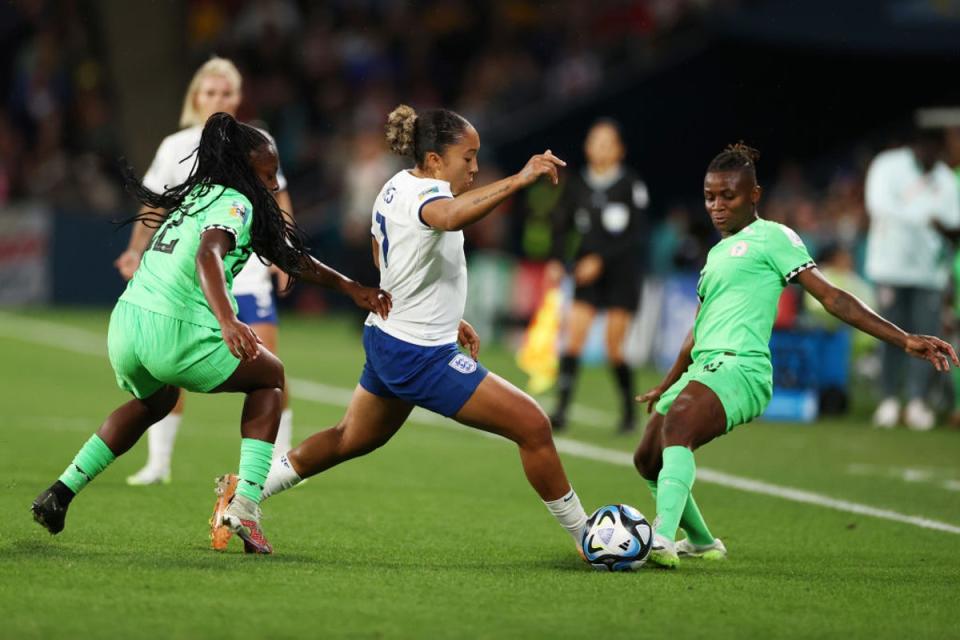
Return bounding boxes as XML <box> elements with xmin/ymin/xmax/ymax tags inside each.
<box><xmin>646</xmin><ymin>477</ymin><xmax>715</xmax><ymax>546</ymax></box>
<box><xmin>58</xmin><ymin>434</ymin><xmax>117</xmax><ymax>494</ymax></box>
<box><xmin>655</xmin><ymin>446</ymin><xmax>697</xmax><ymax>542</ymax></box>
<box><xmin>236</xmin><ymin>438</ymin><xmax>275</xmax><ymax>504</ymax></box>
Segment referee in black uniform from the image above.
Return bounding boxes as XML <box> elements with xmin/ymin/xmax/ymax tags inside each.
<box><xmin>546</xmin><ymin>119</ymin><xmax>649</xmax><ymax>433</ymax></box>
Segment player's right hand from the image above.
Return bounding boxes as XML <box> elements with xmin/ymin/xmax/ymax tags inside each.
<box><xmin>636</xmin><ymin>386</ymin><xmax>665</xmax><ymax>414</ymax></box>
<box><xmin>220</xmin><ymin>318</ymin><xmax>262</xmax><ymax>361</ymax></box>
<box><xmin>904</xmin><ymin>334</ymin><xmax>960</xmax><ymax>372</ymax></box>
<box><xmin>517</xmin><ymin>150</ymin><xmax>566</xmax><ymax>188</ymax></box>
<box><xmin>114</xmin><ymin>249</ymin><xmax>141</xmax><ymax>281</ymax></box>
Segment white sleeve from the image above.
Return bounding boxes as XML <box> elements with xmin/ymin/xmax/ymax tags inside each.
<box><xmin>141</xmin><ymin>138</ymin><xmax>175</xmax><ymax>194</ymax></box>
<box><xmin>864</xmin><ymin>155</ymin><xmax>931</xmax><ymax>223</ymax></box>
<box><xmin>412</xmin><ymin>179</ymin><xmax>453</xmax><ymax>228</ymax></box>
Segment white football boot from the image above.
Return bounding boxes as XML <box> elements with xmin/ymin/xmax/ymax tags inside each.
<box><xmin>125</xmin><ymin>465</ymin><xmax>171</xmax><ymax>486</ymax></box>
<box><xmin>872</xmin><ymin>397</ymin><xmax>900</xmax><ymax>429</ymax></box>
<box><xmin>648</xmin><ymin>532</ymin><xmax>679</xmax><ymax>569</ymax></box>
<box><xmin>904</xmin><ymin>399</ymin><xmax>935</xmax><ymax>431</ymax></box>
<box><xmin>676</xmin><ymin>537</ymin><xmax>727</xmax><ymax>560</ymax></box>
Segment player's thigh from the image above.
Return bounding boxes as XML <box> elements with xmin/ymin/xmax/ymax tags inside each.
<box><xmin>605</xmin><ymin>307</ymin><xmax>633</xmax><ymax>362</ymax></box>
<box><xmin>633</xmin><ymin>411</ymin><xmax>664</xmax><ymax>479</ymax></box>
<box><xmin>336</xmin><ymin>385</ymin><xmax>414</xmax><ymax>452</ymax></box>
<box><xmin>565</xmin><ymin>301</ymin><xmax>597</xmax><ymax>353</ymax></box>
<box><xmin>211</xmin><ymin>345</ymin><xmax>284</xmax><ymax>394</ymax></box>
<box><xmin>662</xmin><ymin>381</ymin><xmax>727</xmax><ymax>450</ymax></box>
<box><xmin>454</xmin><ymin>372</ymin><xmax>552</xmax><ymax>447</ymax></box>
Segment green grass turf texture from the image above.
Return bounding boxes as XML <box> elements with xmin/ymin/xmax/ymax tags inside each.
<box><xmin>1</xmin><ymin>308</ymin><xmax>959</xmax><ymax>639</ymax></box>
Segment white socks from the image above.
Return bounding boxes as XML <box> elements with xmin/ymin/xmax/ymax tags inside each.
<box><xmin>146</xmin><ymin>413</ymin><xmax>181</xmax><ymax>473</ymax></box>
<box><xmin>260</xmin><ymin>454</ymin><xmax>302</xmax><ymax>500</ymax></box>
<box><xmin>544</xmin><ymin>487</ymin><xmax>588</xmax><ymax>544</ymax></box>
<box><xmin>275</xmin><ymin>409</ymin><xmax>293</xmax><ymax>457</ymax></box>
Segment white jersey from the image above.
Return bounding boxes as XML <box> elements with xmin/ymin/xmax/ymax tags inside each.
<box><xmin>366</xmin><ymin>170</ymin><xmax>464</xmax><ymax>346</ymax></box>
<box><xmin>142</xmin><ymin>125</ymin><xmax>288</xmax><ymax>296</ymax></box>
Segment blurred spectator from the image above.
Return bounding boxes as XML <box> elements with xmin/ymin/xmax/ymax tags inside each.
<box><xmin>864</xmin><ymin>128</ymin><xmax>960</xmax><ymax>430</ymax></box>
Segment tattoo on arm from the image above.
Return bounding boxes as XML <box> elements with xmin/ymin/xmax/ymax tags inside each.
<box><xmin>470</xmin><ymin>184</ymin><xmax>510</xmax><ymax>207</ymax></box>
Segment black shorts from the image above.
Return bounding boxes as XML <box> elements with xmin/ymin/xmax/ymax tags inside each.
<box><xmin>573</xmin><ymin>261</ymin><xmax>640</xmax><ymax>311</ymax></box>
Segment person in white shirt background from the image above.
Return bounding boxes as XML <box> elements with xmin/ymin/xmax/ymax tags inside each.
<box><xmin>216</xmin><ymin>104</ymin><xmax>592</xmax><ymax>556</ymax></box>
<box><xmin>865</xmin><ymin>126</ymin><xmax>960</xmax><ymax>430</ymax></box>
<box><xmin>113</xmin><ymin>57</ymin><xmax>297</xmax><ymax>484</ymax></box>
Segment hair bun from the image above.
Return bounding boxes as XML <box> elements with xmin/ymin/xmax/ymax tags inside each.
<box><xmin>385</xmin><ymin>104</ymin><xmax>417</xmax><ymax>156</ymax></box>
<box><xmin>725</xmin><ymin>141</ymin><xmax>760</xmax><ymax>164</ymax></box>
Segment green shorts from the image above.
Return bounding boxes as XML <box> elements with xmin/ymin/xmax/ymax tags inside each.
<box><xmin>655</xmin><ymin>352</ymin><xmax>773</xmax><ymax>431</ymax></box>
<box><xmin>107</xmin><ymin>301</ymin><xmax>240</xmax><ymax>399</ymax></box>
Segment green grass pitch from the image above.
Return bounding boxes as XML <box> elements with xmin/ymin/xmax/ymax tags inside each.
<box><xmin>1</xmin><ymin>308</ymin><xmax>959</xmax><ymax>639</ymax></box>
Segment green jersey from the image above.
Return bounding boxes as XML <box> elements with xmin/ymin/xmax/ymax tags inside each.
<box><xmin>693</xmin><ymin>218</ymin><xmax>814</xmax><ymax>361</ymax></box>
<box><xmin>120</xmin><ymin>185</ymin><xmax>254</xmax><ymax>329</ymax></box>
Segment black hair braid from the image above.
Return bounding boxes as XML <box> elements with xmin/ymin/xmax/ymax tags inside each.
<box><xmin>119</xmin><ymin>112</ymin><xmax>312</xmax><ymax>290</ymax></box>
<box><xmin>707</xmin><ymin>141</ymin><xmax>760</xmax><ymax>181</ymax></box>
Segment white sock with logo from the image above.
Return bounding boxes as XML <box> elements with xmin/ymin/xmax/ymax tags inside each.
<box><xmin>544</xmin><ymin>487</ymin><xmax>588</xmax><ymax>544</ymax></box>
<box><xmin>274</xmin><ymin>409</ymin><xmax>294</xmax><ymax>458</ymax></box>
<box><xmin>261</xmin><ymin>454</ymin><xmax>302</xmax><ymax>500</ymax></box>
<box><xmin>146</xmin><ymin>413</ymin><xmax>181</xmax><ymax>473</ymax></box>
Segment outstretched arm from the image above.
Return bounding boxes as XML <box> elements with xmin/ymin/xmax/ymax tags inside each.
<box><xmin>296</xmin><ymin>254</ymin><xmax>392</xmax><ymax>319</ymax></box>
<box><xmin>797</xmin><ymin>267</ymin><xmax>958</xmax><ymax>371</ymax></box>
<box><xmin>421</xmin><ymin>151</ymin><xmax>566</xmax><ymax>232</ymax></box>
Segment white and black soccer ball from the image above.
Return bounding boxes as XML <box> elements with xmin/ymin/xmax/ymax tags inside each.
<box><xmin>581</xmin><ymin>504</ymin><xmax>653</xmax><ymax>571</ymax></box>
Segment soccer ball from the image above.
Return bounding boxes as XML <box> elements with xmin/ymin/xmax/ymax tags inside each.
<box><xmin>581</xmin><ymin>504</ymin><xmax>653</xmax><ymax>571</ymax></box>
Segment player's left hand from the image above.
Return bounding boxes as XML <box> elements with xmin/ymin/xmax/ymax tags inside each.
<box><xmin>574</xmin><ymin>254</ymin><xmax>603</xmax><ymax>286</ymax></box>
<box><xmin>349</xmin><ymin>283</ymin><xmax>392</xmax><ymax>319</ymax></box>
<box><xmin>904</xmin><ymin>334</ymin><xmax>960</xmax><ymax>372</ymax></box>
<box><xmin>458</xmin><ymin>320</ymin><xmax>481</xmax><ymax>360</ymax></box>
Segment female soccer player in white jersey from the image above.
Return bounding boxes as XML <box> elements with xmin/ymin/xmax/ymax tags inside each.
<box><xmin>114</xmin><ymin>57</ymin><xmax>297</xmax><ymax>485</ymax></box>
<box><xmin>210</xmin><ymin>105</ymin><xmax>591</xmax><ymax>555</ymax></box>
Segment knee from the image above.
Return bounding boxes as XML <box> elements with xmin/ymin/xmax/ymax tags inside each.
<box><xmin>518</xmin><ymin>407</ymin><xmax>554</xmax><ymax>449</ymax></box>
<box><xmin>661</xmin><ymin>403</ymin><xmax>696</xmax><ymax>448</ymax></box>
<box><xmin>267</xmin><ymin>358</ymin><xmax>285</xmax><ymax>391</ymax></box>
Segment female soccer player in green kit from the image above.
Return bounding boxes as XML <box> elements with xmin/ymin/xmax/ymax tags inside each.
<box><xmin>633</xmin><ymin>143</ymin><xmax>958</xmax><ymax>568</ymax></box>
<box><xmin>30</xmin><ymin>113</ymin><xmax>391</xmax><ymax>553</ymax></box>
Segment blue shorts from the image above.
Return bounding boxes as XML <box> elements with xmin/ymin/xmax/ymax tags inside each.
<box><xmin>235</xmin><ymin>292</ymin><xmax>277</xmax><ymax>325</ymax></box>
<box><xmin>359</xmin><ymin>324</ymin><xmax>489</xmax><ymax>417</ymax></box>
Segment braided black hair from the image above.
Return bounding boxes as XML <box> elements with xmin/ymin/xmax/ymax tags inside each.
<box><xmin>120</xmin><ymin>112</ymin><xmax>311</xmax><ymax>288</ymax></box>
<box><xmin>707</xmin><ymin>142</ymin><xmax>760</xmax><ymax>183</ymax></box>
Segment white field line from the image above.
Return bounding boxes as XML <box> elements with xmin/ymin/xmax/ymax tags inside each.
<box><xmin>4</xmin><ymin>310</ymin><xmax>960</xmax><ymax>535</ymax></box>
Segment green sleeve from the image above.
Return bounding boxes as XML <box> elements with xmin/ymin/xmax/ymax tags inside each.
<box><xmin>199</xmin><ymin>193</ymin><xmax>251</xmax><ymax>246</ymax></box>
<box><xmin>766</xmin><ymin>223</ymin><xmax>815</xmax><ymax>283</ymax></box>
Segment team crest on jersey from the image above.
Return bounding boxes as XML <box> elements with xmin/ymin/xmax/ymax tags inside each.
<box><xmin>418</xmin><ymin>186</ymin><xmax>440</xmax><ymax>200</ymax></box>
<box><xmin>730</xmin><ymin>241</ymin><xmax>749</xmax><ymax>257</ymax></box>
<box><xmin>448</xmin><ymin>353</ymin><xmax>477</xmax><ymax>374</ymax></box>
<box><xmin>229</xmin><ymin>201</ymin><xmax>248</xmax><ymax>221</ymax></box>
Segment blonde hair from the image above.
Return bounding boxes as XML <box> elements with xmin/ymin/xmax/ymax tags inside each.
<box><xmin>385</xmin><ymin>104</ymin><xmax>417</xmax><ymax>156</ymax></box>
<box><xmin>179</xmin><ymin>56</ymin><xmax>243</xmax><ymax>128</ymax></box>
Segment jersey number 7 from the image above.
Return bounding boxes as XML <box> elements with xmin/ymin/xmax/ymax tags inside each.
<box><xmin>375</xmin><ymin>212</ymin><xmax>389</xmax><ymax>268</ymax></box>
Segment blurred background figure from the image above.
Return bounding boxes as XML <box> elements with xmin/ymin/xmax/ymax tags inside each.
<box><xmin>545</xmin><ymin>119</ymin><xmax>650</xmax><ymax>433</ymax></box>
<box><xmin>864</xmin><ymin>126</ymin><xmax>960</xmax><ymax>430</ymax></box>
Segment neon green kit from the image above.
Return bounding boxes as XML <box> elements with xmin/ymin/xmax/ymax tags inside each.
<box><xmin>109</xmin><ymin>185</ymin><xmax>255</xmax><ymax>398</ymax></box>
<box><xmin>656</xmin><ymin>218</ymin><xmax>815</xmax><ymax>428</ymax></box>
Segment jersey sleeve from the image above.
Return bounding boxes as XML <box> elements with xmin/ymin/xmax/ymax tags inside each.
<box><xmin>199</xmin><ymin>192</ymin><xmax>252</xmax><ymax>247</ymax></box>
<box><xmin>142</xmin><ymin>137</ymin><xmax>176</xmax><ymax>194</ymax></box>
<box><xmin>766</xmin><ymin>223</ymin><xmax>815</xmax><ymax>283</ymax></box>
<box><xmin>413</xmin><ymin>179</ymin><xmax>454</xmax><ymax>228</ymax></box>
